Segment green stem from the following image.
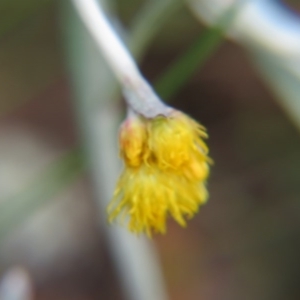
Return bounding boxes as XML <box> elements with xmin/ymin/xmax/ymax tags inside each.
<box><xmin>155</xmin><ymin>27</ymin><xmax>224</xmax><ymax>99</ymax></box>
<box><xmin>155</xmin><ymin>1</ymin><xmax>245</xmax><ymax>99</ymax></box>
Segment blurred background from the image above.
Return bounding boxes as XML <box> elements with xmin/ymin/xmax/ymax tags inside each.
<box><xmin>0</xmin><ymin>0</ymin><xmax>300</xmax><ymax>299</ymax></box>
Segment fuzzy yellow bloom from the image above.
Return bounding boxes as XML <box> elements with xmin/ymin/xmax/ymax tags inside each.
<box><xmin>108</xmin><ymin>111</ymin><xmax>211</xmax><ymax>236</ymax></box>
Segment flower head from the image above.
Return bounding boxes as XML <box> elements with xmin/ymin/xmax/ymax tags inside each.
<box><xmin>108</xmin><ymin>110</ymin><xmax>211</xmax><ymax>236</ymax></box>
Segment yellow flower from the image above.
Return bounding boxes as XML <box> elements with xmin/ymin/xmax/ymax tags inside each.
<box><xmin>108</xmin><ymin>111</ymin><xmax>211</xmax><ymax>236</ymax></box>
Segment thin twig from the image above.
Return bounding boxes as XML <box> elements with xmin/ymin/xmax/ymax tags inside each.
<box><xmin>63</xmin><ymin>1</ymin><xmax>170</xmax><ymax>299</ymax></box>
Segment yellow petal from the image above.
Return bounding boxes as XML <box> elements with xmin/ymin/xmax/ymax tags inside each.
<box><xmin>108</xmin><ymin>166</ymin><xmax>208</xmax><ymax>236</ymax></box>
<box><xmin>147</xmin><ymin>111</ymin><xmax>210</xmax><ymax>181</ymax></box>
<box><xmin>119</xmin><ymin>116</ymin><xmax>147</xmax><ymax>167</ymax></box>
